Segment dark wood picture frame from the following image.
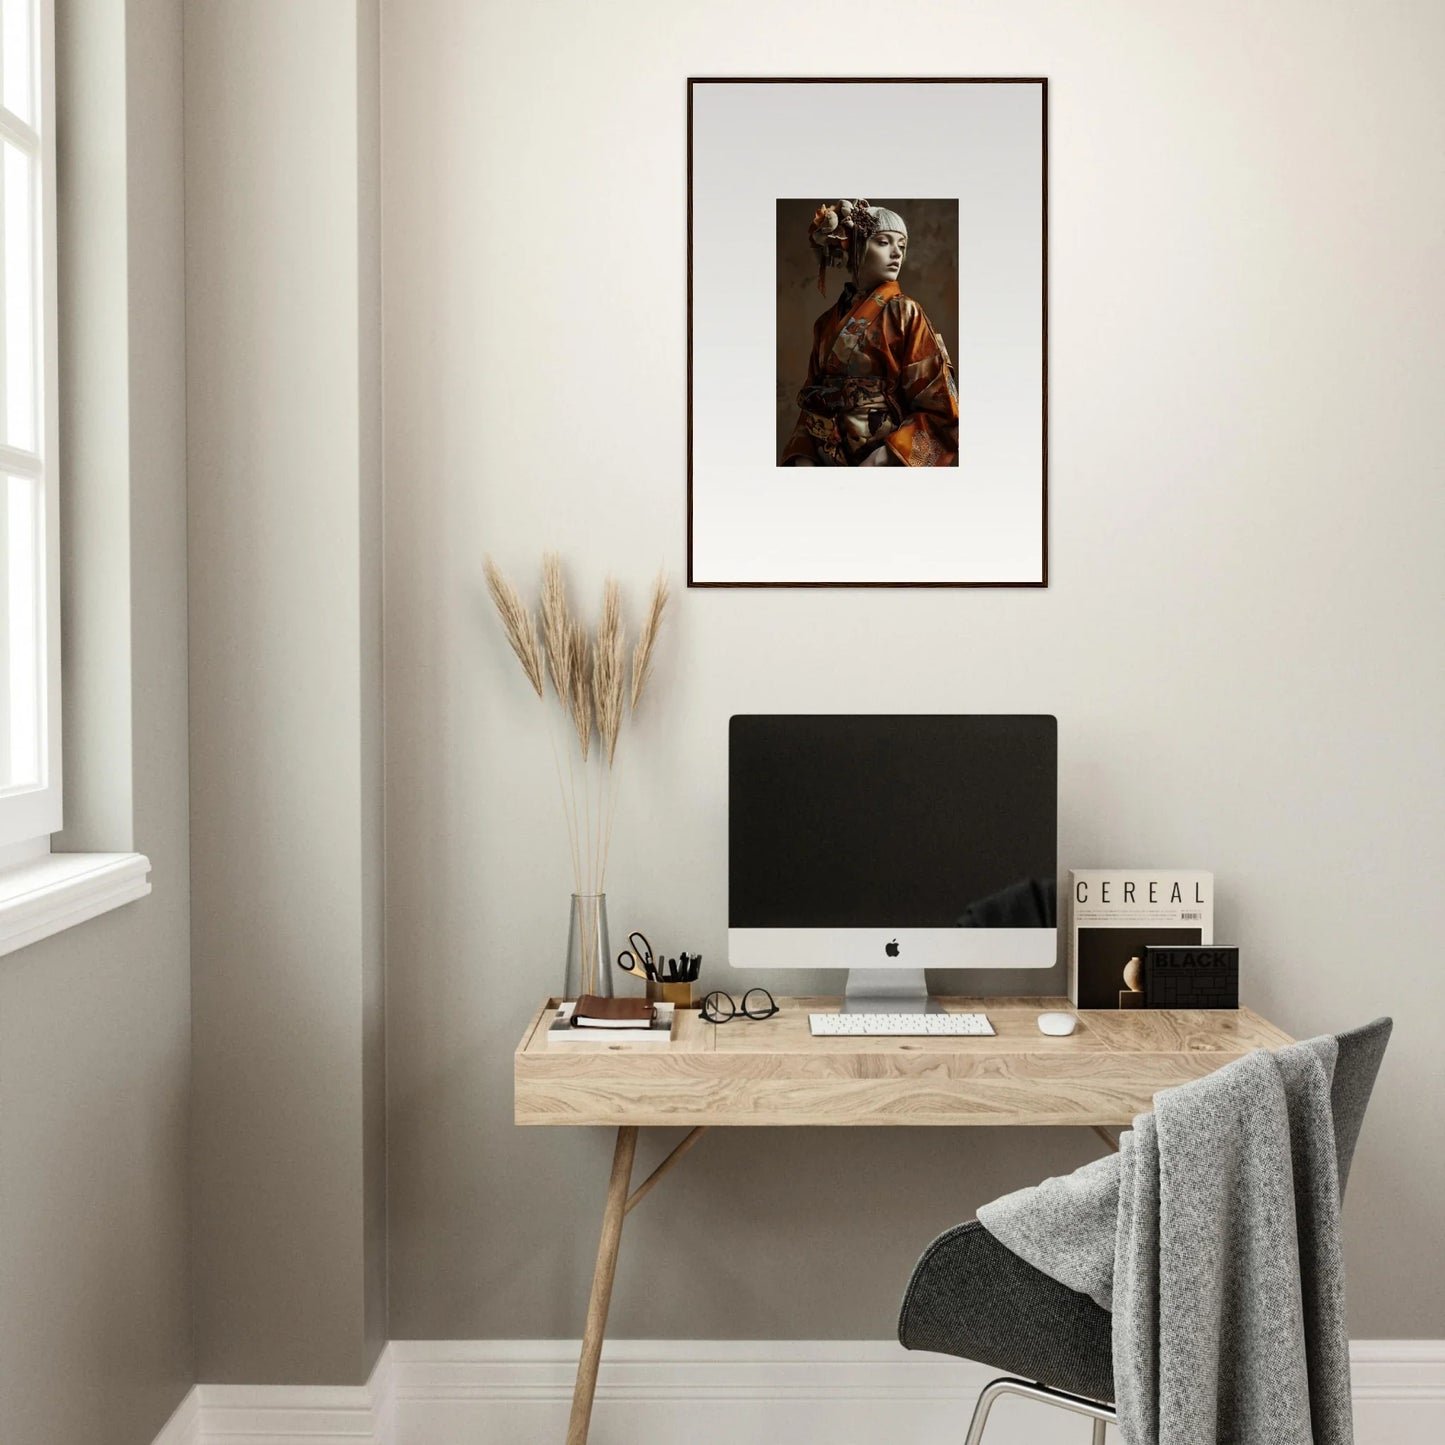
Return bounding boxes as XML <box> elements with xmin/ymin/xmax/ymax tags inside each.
<box><xmin>687</xmin><ymin>77</ymin><xmax>1049</xmax><ymax>589</ymax></box>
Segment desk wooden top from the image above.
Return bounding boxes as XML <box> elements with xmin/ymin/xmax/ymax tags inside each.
<box><xmin>514</xmin><ymin>997</ymin><xmax>1293</xmax><ymax>1128</ymax></box>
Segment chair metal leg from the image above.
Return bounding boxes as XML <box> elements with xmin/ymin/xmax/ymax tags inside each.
<box><xmin>962</xmin><ymin>1378</ymin><xmax>1011</xmax><ymax>1445</ymax></box>
<box><xmin>964</xmin><ymin>1376</ymin><xmax>1117</xmax><ymax>1445</ymax></box>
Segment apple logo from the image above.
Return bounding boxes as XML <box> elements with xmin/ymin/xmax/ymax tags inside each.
<box><xmin>885</xmin><ymin>939</ymin><xmax>900</xmax><ymax>957</ymax></box>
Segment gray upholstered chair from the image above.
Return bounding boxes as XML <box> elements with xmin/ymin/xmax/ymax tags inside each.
<box><xmin>897</xmin><ymin>1018</ymin><xmax>1392</xmax><ymax>1443</ymax></box>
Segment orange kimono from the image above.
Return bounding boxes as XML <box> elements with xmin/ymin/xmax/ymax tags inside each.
<box><xmin>782</xmin><ymin>280</ymin><xmax>959</xmax><ymax>467</ymax></box>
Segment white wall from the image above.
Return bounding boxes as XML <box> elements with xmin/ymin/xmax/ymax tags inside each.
<box><xmin>382</xmin><ymin>0</ymin><xmax>1445</xmax><ymax>1341</ymax></box>
<box><xmin>186</xmin><ymin>0</ymin><xmax>386</xmax><ymax>1387</ymax></box>
<box><xmin>0</xmin><ymin>4</ymin><xmax>194</xmax><ymax>1444</ymax></box>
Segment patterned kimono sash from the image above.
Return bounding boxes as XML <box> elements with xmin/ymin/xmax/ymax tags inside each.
<box><xmin>793</xmin><ymin>287</ymin><xmax>901</xmax><ymax>464</ymax></box>
<box><xmin>783</xmin><ymin>281</ymin><xmax>958</xmax><ymax>468</ymax></box>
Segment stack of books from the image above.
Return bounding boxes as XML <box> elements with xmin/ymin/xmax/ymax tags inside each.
<box><xmin>1068</xmin><ymin>869</ymin><xmax>1214</xmax><ymax>1009</ymax></box>
<box><xmin>546</xmin><ymin>997</ymin><xmax>676</xmax><ymax>1045</ymax></box>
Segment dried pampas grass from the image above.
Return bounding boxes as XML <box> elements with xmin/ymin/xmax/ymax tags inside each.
<box><xmin>630</xmin><ymin>570</ymin><xmax>669</xmax><ymax>711</ymax></box>
<box><xmin>567</xmin><ymin>617</ymin><xmax>593</xmax><ymax>762</ymax></box>
<box><xmin>484</xmin><ymin>553</ymin><xmax>670</xmax><ymax>896</ymax></box>
<box><xmin>540</xmin><ymin>552</ymin><xmax>572</xmax><ymax>704</ymax></box>
<box><xmin>592</xmin><ymin>579</ymin><xmax>625</xmax><ymax>766</ymax></box>
<box><xmin>484</xmin><ymin>558</ymin><xmax>543</xmax><ymax>699</ymax></box>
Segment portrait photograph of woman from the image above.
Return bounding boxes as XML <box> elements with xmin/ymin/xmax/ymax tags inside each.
<box><xmin>777</xmin><ymin>197</ymin><xmax>960</xmax><ymax>468</ymax></box>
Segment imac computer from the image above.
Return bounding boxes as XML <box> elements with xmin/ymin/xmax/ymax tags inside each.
<box><xmin>728</xmin><ymin>715</ymin><xmax>1057</xmax><ymax>1012</ymax></box>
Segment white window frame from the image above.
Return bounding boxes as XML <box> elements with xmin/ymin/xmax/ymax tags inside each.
<box><xmin>0</xmin><ymin>0</ymin><xmax>60</xmax><ymax>853</ymax></box>
<box><xmin>0</xmin><ymin>0</ymin><xmax>149</xmax><ymax>955</ymax></box>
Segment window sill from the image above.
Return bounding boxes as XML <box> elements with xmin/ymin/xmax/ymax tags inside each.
<box><xmin>0</xmin><ymin>852</ymin><xmax>152</xmax><ymax>959</ymax></box>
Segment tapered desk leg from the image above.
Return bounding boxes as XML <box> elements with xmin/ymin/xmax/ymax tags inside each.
<box><xmin>1091</xmin><ymin>1126</ymin><xmax>1121</xmax><ymax>1153</ymax></box>
<box><xmin>566</xmin><ymin>1125</ymin><xmax>638</xmax><ymax>1445</ymax></box>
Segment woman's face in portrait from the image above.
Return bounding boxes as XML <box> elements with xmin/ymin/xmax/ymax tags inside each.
<box><xmin>855</xmin><ymin>228</ymin><xmax>906</xmax><ymax>290</ymax></box>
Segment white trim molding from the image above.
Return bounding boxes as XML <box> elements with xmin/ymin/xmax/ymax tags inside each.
<box><xmin>150</xmin><ymin>1387</ymin><xmax>200</xmax><ymax>1445</ymax></box>
<box><xmin>1351</xmin><ymin>1339</ymin><xmax>1445</xmax><ymax>1435</ymax></box>
<box><xmin>0</xmin><ymin>851</ymin><xmax>151</xmax><ymax>957</ymax></box>
<box><xmin>150</xmin><ymin>1339</ymin><xmax>1445</xmax><ymax>1445</ymax></box>
<box><xmin>201</xmin><ymin>1376</ymin><xmax>381</xmax><ymax>1444</ymax></box>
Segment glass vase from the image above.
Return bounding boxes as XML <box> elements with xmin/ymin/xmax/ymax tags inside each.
<box><xmin>564</xmin><ymin>893</ymin><xmax>612</xmax><ymax>1001</ymax></box>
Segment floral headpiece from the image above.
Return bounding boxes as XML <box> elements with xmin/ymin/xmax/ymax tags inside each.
<box><xmin>807</xmin><ymin>199</ymin><xmax>907</xmax><ymax>296</ymax></box>
<box><xmin>808</xmin><ymin>198</ymin><xmax>875</xmax><ymax>296</ymax></box>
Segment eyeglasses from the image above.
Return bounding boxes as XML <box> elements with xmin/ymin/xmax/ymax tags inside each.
<box><xmin>700</xmin><ymin>988</ymin><xmax>779</xmax><ymax>1023</ymax></box>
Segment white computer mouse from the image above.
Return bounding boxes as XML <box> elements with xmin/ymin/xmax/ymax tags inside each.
<box><xmin>1037</xmin><ymin>1011</ymin><xmax>1078</xmax><ymax>1037</ymax></box>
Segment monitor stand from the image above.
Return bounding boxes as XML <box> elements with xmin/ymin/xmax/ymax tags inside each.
<box><xmin>841</xmin><ymin>968</ymin><xmax>941</xmax><ymax>1014</ymax></box>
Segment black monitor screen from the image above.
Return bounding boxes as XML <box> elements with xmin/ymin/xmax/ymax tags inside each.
<box><xmin>729</xmin><ymin>715</ymin><xmax>1057</xmax><ymax>928</ymax></box>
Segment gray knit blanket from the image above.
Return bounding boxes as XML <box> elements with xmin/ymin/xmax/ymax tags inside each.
<box><xmin>977</xmin><ymin>1038</ymin><xmax>1353</xmax><ymax>1445</ymax></box>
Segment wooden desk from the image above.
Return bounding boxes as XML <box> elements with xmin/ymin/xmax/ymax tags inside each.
<box><xmin>515</xmin><ymin>996</ymin><xmax>1292</xmax><ymax>1444</ymax></box>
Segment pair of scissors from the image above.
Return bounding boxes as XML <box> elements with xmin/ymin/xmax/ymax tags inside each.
<box><xmin>616</xmin><ymin>931</ymin><xmax>656</xmax><ymax>982</ymax></box>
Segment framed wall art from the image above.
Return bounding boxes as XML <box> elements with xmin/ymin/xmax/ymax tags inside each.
<box><xmin>687</xmin><ymin>78</ymin><xmax>1048</xmax><ymax>587</ymax></box>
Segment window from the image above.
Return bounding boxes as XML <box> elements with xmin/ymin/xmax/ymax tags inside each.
<box><xmin>0</xmin><ymin>0</ymin><xmax>148</xmax><ymax>954</ymax></box>
<box><xmin>0</xmin><ymin>0</ymin><xmax>58</xmax><ymax>855</ymax></box>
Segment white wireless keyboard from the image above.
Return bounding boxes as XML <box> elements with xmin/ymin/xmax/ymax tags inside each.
<box><xmin>809</xmin><ymin>1012</ymin><xmax>995</xmax><ymax>1037</ymax></box>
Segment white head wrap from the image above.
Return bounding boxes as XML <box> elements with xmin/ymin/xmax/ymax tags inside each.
<box><xmin>809</xmin><ymin>200</ymin><xmax>910</xmax><ymax>295</ymax></box>
<box><xmin>867</xmin><ymin>206</ymin><xmax>907</xmax><ymax>238</ymax></box>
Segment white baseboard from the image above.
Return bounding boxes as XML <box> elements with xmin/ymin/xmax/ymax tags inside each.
<box><xmin>151</xmin><ymin>1387</ymin><xmax>201</xmax><ymax>1445</ymax></box>
<box><xmin>1350</xmin><ymin>1341</ymin><xmax>1445</xmax><ymax>1445</ymax></box>
<box><xmin>150</xmin><ymin>1339</ymin><xmax>1445</xmax><ymax>1445</ymax></box>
